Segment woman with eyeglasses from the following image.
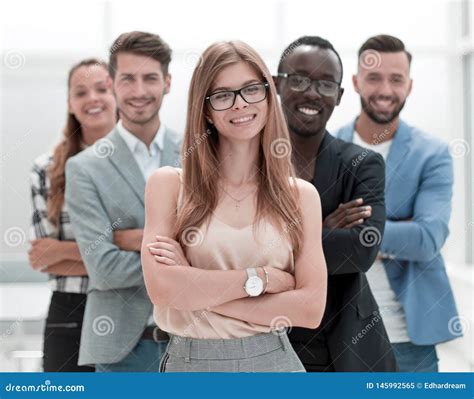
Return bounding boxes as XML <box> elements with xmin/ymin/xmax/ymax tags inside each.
<box><xmin>141</xmin><ymin>41</ymin><xmax>327</xmax><ymax>372</ymax></box>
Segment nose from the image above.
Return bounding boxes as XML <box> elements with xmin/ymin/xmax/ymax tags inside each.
<box><xmin>232</xmin><ymin>93</ymin><xmax>249</xmax><ymax>110</ymax></box>
<box><xmin>132</xmin><ymin>78</ymin><xmax>146</xmax><ymax>97</ymax></box>
<box><xmin>304</xmin><ymin>82</ymin><xmax>322</xmax><ymax>100</ymax></box>
<box><xmin>87</xmin><ymin>89</ymin><xmax>100</xmax><ymax>102</ymax></box>
<box><xmin>378</xmin><ymin>79</ymin><xmax>393</xmax><ymax>97</ymax></box>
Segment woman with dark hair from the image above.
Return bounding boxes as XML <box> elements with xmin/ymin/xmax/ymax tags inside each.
<box><xmin>29</xmin><ymin>58</ymin><xmax>117</xmax><ymax>371</ymax></box>
<box><xmin>142</xmin><ymin>41</ymin><xmax>327</xmax><ymax>372</ymax></box>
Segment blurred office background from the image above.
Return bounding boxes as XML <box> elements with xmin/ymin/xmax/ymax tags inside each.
<box><xmin>1</xmin><ymin>0</ymin><xmax>473</xmax><ymax>371</ymax></box>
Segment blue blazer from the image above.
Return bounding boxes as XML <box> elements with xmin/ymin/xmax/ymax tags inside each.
<box><xmin>335</xmin><ymin>119</ymin><xmax>461</xmax><ymax>345</ymax></box>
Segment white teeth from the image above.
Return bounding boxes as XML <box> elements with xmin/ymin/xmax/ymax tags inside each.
<box><xmin>129</xmin><ymin>101</ymin><xmax>149</xmax><ymax>107</ymax></box>
<box><xmin>298</xmin><ymin>107</ymin><xmax>320</xmax><ymax>116</ymax></box>
<box><xmin>230</xmin><ymin>115</ymin><xmax>255</xmax><ymax>124</ymax></box>
<box><xmin>86</xmin><ymin>107</ymin><xmax>104</xmax><ymax>115</ymax></box>
<box><xmin>373</xmin><ymin>99</ymin><xmax>392</xmax><ymax>108</ymax></box>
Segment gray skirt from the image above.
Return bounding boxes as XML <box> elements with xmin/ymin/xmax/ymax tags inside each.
<box><xmin>159</xmin><ymin>331</ymin><xmax>306</xmax><ymax>372</ymax></box>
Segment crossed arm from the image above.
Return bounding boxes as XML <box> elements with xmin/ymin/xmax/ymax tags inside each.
<box><xmin>29</xmin><ymin>159</ymin><xmax>145</xmax><ymax>277</ymax></box>
<box><xmin>141</xmin><ymin>166</ymin><xmax>327</xmax><ymax>329</ymax></box>
<box><xmin>380</xmin><ymin>146</ymin><xmax>453</xmax><ymax>262</ymax></box>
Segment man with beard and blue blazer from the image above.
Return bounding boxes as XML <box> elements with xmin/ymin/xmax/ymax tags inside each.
<box><xmin>336</xmin><ymin>34</ymin><xmax>461</xmax><ymax>372</ymax></box>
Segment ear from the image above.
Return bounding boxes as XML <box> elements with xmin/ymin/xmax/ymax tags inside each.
<box><xmin>352</xmin><ymin>74</ymin><xmax>360</xmax><ymax>94</ymax></box>
<box><xmin>273</xmin><ymin>75</ymin><xmax>281</xmax><ymax>95</ymax></box>
<box><xmin>164</xmin><ymin>73</ymin><xmax>171</xmax><ymax>94</ymax></box>
<box><xmin>407</xmin><ymin>78</ymin><xmax>413</xmax><ymax>97</ymax></box>
<box><xmin>67</xmin><ymin>96</ymin><xmax>73</xmax><ymax>114</ymax></box>
<box><xmin>336</xmin><ymin>87</ymin><xmax>344</xmax><ymax>106</ymax></box>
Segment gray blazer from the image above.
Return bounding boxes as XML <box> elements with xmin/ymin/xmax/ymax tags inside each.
<box><xmin>65</xmin><ymin>126</ymin><xmax>181</xmax><ymax>366</ymax></box>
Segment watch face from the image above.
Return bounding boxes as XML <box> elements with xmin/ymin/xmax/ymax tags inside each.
<box><xmin>245</xmin><ymin>276</ymin><xmax>264</xmax><ymax>296</ymax></box>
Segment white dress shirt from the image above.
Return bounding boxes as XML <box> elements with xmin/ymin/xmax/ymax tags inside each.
<box><xmin>117</xmin><ymin>119</ymin><xmax>165</xmax><ymax>181</ymax></box>
<box><xmin>353</xmin><ymin>130</ymin><xmax>410</xmax><ymax>343</ymax></box>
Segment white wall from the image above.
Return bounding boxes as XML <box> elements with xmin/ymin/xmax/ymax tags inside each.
<box><xmin>1</xmin><ymin>0</ymin><xmax>471</xmax><ymax>264</ymax></box>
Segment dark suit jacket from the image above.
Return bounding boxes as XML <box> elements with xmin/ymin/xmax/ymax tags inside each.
<box><xmin>288</xmin><ymin>132</ymin><xmax>398</xmax><ymax>371</ymax></box>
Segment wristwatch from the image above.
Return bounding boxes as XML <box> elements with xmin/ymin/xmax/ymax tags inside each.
<box><xmin>244</xmin><ymin>267</ymin><xmax>264</xmax><ymax>297</ymax></box>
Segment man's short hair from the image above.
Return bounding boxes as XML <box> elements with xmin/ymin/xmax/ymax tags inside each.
<box><xmin>278</xmin><ymin>35</ymin><xmax>343</xmax><ymax>83</ymax></box>
<box><xmin>358</xmin><ymin>34</ymin><xmax>412</xmax><ymax>66</ymax></box>
<box><xmin>108</xmin><ymin>31</ymin><xmax>172</xmax><ymax>78</ymax></box>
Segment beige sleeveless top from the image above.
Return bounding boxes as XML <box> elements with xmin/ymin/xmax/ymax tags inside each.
<box><xmin>154</xmin><ymin>168</ymin><xmax>295</xmax><ymax>339</ymax></box>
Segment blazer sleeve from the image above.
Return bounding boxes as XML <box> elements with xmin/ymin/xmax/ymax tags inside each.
<box><xmin>65</xmin><ymin>158</ymin><xmax>145</xmax><ymax>291</ymax></box>
<box><xmin>380</xmin><ymin>145</ymin><xmax>453</xmax><ymax>262</ymax></box>
<box><xmin>322</xmin><ymin>151</ymin><xmax>386</xmax><ymax>275</ymax></box>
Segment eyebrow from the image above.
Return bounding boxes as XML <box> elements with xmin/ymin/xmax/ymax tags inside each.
<box><xmin>118</xmin><ymin>72</ymin><xmax>160</xmax><ymax>78</ymax></box>
<box><xmin>212</xmin><ymin>79</ymin><xmax>261</xmax><ymax>92</ymax></box>
<box><xmin>366</xmin><ymin>72</ymin><xmax>406</xmax><ymax>78</ymax></box>
<box><xmin>73</xmin><ymin>80</ymin><xmax>108</xmax><ymax>89</ymax></box>
<box><xmin>292</xmin><ymin>70</ymin><xmax>338</xmax><ymax>80</ymax></box>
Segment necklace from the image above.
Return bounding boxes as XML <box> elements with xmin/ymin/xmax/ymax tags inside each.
<box><xmin>219</xmin><ymin>182</ymin><xmax>258</xmax><ymax>211</ymax></box>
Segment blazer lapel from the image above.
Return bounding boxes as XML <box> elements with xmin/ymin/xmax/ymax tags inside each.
<box><xmin>339</xmin><ymin>117</ymin><xmax>411</xmax><ymax>190</ymax></box>
<box><xmin>337</xmin><ymin>118</ymin><xmax>357</xmax><ymax>142</ymax></box>
<box><xmin>107</xmin><ymin>129</ymin><xmax>145</xmax><ymax>205</ymax></box>
<box><xmin>313</xmin><ymin>132</ymin><xmax>342</xmax><ymax>215</ymax></box>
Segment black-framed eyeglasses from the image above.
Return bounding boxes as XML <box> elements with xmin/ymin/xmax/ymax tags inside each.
<box><xmin>206</xmin><ymin>82</ymin><xmax>269</xmax><ymax>111</ymax></box>
<box><xmin>278</xmin><ymin>73</ymin><xmax>340</xmax><ymax>97</ymax></box>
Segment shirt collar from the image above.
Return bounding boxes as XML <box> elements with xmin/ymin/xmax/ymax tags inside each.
<box><xmin>117</xmin><ymin>120</ymin><xmax>166</xmax><ymax>154</ymax></box>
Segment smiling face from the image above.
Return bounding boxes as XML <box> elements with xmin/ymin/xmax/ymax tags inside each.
<box><xmin>353</xmin><ymin>51</ymin><xmax>412</xmax><ymax>124</ymax></box>
<box><xmin>113</xmin><ymin>52</ymin><xmax>170</xmax><ymax>126</ymax></box>
<box><xmin>277</xmin><ymin>45</ymin><xmax>343</xmax><ymax>137</ymax></box>
<box><xmin>207</xmin><ymin>62</ymin><xmax>268</xmax><ymax>142</ymax></box>
<box><xmin>68</xmin><ymin>65</ymin><xmax>116</xmax><ymax>131</ymax></box>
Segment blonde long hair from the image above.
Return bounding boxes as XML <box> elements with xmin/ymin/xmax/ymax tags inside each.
<box><xmin>175</xmin><ymin>41</ymin><xmax>303</xmax><ymax>257</ymax></box>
